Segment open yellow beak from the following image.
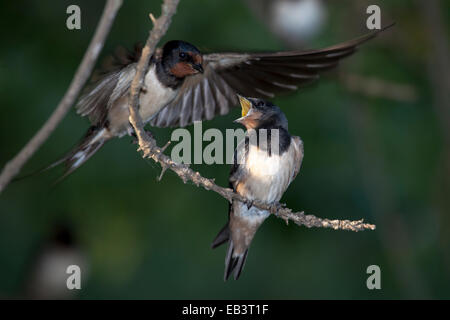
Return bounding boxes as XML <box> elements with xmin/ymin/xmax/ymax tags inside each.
<box><xmin>238</xmin><ymin>95</ymin><xmax>251</xmax><ymax>117</ymax></box>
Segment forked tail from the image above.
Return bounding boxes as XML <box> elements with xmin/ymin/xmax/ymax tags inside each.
<box><xmin>52</xmin><ymin>126</ymin><xmax>108</xmax><ymax>182</ymax></box>
<box><xmin>211</xmin><ymin>220</ymin><xmax>248</xmax><ymax>281</ymax></box>
<box><xmin>14</xmin><ymin>125</ymin><xmax>109</xmax><ymax>183</ymax></box>
<box><xmin>224</xmin><ymin>241</ymin><xmax>248</xmax><ymax>281</ymax></box>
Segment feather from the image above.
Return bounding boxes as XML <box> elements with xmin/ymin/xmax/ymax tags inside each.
<box><xmin>150</xmin><ymin>25</ymin><xmax>394</xmax><ymax>128</ymax></box>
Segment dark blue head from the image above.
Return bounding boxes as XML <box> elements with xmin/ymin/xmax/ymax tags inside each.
<box><xmin>235</xmin><ymin>96</ymin><xmax>288</xmax><ymax>130</ymax></box>
<box><xmin>162</xmin><ymin>40</ymin><xmax>203</xmax><ymax>78</ymax></box>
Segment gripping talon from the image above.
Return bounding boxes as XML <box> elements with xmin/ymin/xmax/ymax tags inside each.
<box><xmin>270</xmin><ymin>202</ymin><xmax>282</xmax><ymax>215</ymax></box>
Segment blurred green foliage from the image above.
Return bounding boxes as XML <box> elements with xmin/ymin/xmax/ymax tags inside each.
<box><xmin>0</xmin><ymin>0</ymin><xmax>449</xmax><ymax>299</ymax></box>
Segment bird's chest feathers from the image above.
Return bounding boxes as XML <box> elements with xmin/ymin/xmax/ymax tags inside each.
<box><xmin>239</xmin><ymin>144</ymin><xmax>292</xmax><ymax>203</ymax></box>
<box><xmin>139</xmin><ymin>66</ymin><xmax>178</xmax><ymax>122</ymax></box>
<box><xmin>247</xmin><ymin>146</ymin><xmax>283</xmax><ymax>178</ymax></box>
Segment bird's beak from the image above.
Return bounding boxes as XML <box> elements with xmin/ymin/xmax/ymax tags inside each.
<box><xmin>192</xmin><ymin>63</ymin><xmax>204</xmax><ymax>74</ymax></box>
<box><xmin>234</xmin><ymin>95</ymin><xmax>252</xmax><ymax>123</ymax></box>
<box><xmin>238</xmin><ymin>95</ymin><xmax>251</xmax><ymax>117</ymax></box>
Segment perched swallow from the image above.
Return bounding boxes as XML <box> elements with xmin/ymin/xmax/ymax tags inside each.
<box><xmin>211</xmin><ymin>96</ymin><xmax>304</xmax><ymax>280</ymax></box>
<box><xmin>46</xmin><ymin>26</ymin><xmax>391</xmax><ymax>179</ymax></box>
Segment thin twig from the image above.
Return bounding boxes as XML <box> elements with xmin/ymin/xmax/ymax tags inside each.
<box><xmin>127</xmin><ymin>0</ymin><xmax>375</xmax><ymax>232</ymax></box>
<box><xmin>0</xmin><ymin>0</ymin><xmax>123</xmax><ymax>194</ymax></box>
<box><xmin>341</xmin><ymin>73</ymin><xmax>418</xmax><ymax>103</ymax></box>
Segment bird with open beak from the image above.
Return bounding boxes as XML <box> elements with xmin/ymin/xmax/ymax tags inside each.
<box><xmin>211</xmin><ymin>95</ymin><xmax>304</xmax><ymax>280</ymax></box>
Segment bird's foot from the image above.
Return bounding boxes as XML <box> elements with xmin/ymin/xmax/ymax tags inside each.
<box><xmin>269</xmin><ymin>202</ymin><xmax>284</xmax><ymax>215</ymax></box>
<box><xmin>246</xmin><ymin>200</ymin><xmax>254</xmax><ymax>209</ymax></box>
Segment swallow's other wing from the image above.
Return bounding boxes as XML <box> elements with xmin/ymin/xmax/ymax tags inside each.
<box><xmin>76</xmin><ymin>64</ymin><xmax>136</xmax><ymax>125</ymax></box>
<box><xmin>150</xmin><ymin>25</ymin><xmax>393</xmax><ymax>128</ymax></box>
<box><xmin>290</xmin><ymin>136</ymin><xmax>304</xmax><ymax>184</ymax></box>
<box><xmin>75</xmin><ymin>44</ymin><xmax>144</xmax><ymax>125</ymax></box>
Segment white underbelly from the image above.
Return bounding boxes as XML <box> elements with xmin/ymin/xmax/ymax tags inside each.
<box><xmin>139</xmin><ymin>66</ymin><xmax>177</xmax><ymax>122</ymax></box>
<box><xmin>107</xmin><ymin>65</ymin><xmax>177</xmax><ymax>136</ymax></box>
<box><xmin>243</xmin><ymin>145</ymin><xmax>293</xmax><ymax>203</ymax></box>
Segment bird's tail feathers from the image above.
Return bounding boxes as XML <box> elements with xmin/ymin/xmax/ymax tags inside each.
<box><xmin>53</xmin><ymin>126</ymin><xmax>108</xmax><ymax>183</ymax></box>
<box><xmin>224</xmin><ymin>241</ymin><xmax>248</xmax><ymax>281</ymax></box>
<box><xmin>15</xmin><ymin>126</ymin><xmax>108</xmax><ymax>184</ymax></box>
<box><xmin>211</xmin><ymin>222</ymin><xmax>230</xmax><ymax>249</ymax></box>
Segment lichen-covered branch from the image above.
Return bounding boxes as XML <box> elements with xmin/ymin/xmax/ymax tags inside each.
<box><xmin>0</xmin><ymin>0</ymin><xmax>123</xmax><ymax>194</ymax></box>
<box><xmin>127</xmin><ymin>0</ymin><xmax>375</xmax><ymax>232</ymax></box>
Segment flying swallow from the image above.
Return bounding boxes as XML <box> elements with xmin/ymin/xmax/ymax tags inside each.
<box><xmin>44</xmin><ymin>26</ymin><xmax>391</xmax><ymax>179</ymax></box>
<box><xmin>211</xmin><ymin>95</ymin><xmax>304</xmax><ymax>280</ymax></box>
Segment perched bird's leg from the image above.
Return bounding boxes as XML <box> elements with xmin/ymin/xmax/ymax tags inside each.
<box><xmin>269</xmin><ymin>202</ymin><xmax>285</xmax><ymax>216</ymax></box>
<box><xmin>246</xmin><ymin>200</ymin><xmax>254</xmax><ymax>209</ymax></box>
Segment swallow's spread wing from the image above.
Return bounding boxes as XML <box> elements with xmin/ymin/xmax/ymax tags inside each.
<box><xmin>150</xmin><ymin>26</ymin><xmax>392</xmax><ymax>128</ymax></box>
<box><xmin>76</xmin><ymin>44</ymin><xmax>145</xmax><ymax>125</ymax></box>
<box><xmin>76</xmin><ymin>64</ymin><xmax>136</xmax><ymax>124</ymax></box>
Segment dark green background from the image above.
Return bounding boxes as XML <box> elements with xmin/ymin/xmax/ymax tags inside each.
<box><xmin>0</xmin><ymin>0</ymin><xmax>449</xmax><ymax>299</ymax></box>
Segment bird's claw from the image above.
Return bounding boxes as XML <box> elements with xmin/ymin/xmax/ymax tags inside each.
<box><xmin>246</xmin><ymin>200</ymin><xmax>254</xmax><ymax>209</ymax></box>
<box><xmin>270</xmin><ymin>202</ymin><xmax>283</xmax><ymax>215</ymax></box>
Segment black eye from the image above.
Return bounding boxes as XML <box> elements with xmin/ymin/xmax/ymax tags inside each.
<box><xmin>179</xmin><ymin>52</ymin><xmax>187</xmax><ymax>59</ymax></box>
<box><xmin>255</xmin><ymin>100</ymin><xmax>265</xmax><ymax>107</ymax></box>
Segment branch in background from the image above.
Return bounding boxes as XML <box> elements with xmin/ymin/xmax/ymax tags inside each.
<box><xmin>418</xmin><ymin>0</ymin><xmax>450</xmax><ymax>272</ymax></box>
<box><xmin>0</xmin><ymin>0</ymin><xmax>123</xmax><ymax>194</ymax></box>
<box><xmin>341</xmin><ymin>73</ymin><xmax>418</xmax><ymax>103</ymax></box>
<box><xmin>127</xmin><ymin>0</ymin><xmax>375</xmax><ymax>232</ymax></box>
